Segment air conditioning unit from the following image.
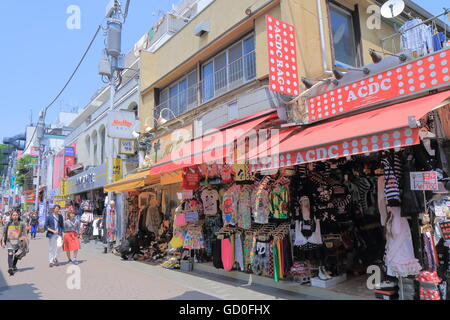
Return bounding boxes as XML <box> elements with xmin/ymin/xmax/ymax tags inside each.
<box><xmin>194</xmin><ymin>20</ymin><xmax>210</xmax><ymax>37</ymax></box>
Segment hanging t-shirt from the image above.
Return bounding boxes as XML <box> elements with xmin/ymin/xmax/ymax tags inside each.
<box><xmin>182</xmin><ymin>167</ymin><xmax>201</xmax><ymax>190</ymax></box>
<box><xmin>201</xmin><ymin>189</ymin><xmax>219</xmax><ymax>216</ymax></box>
<box><xmin>253</xmin><ymin>188</ymin><xmax>270</xmax><ymax>224</ymax></box>
<box><xmin>220</xmin><ymin>164</ymin><xmax>234</xmax><ymax>184</ymax></box>
<box><xmin>269</xmin><ymin>184</ymin><xmax>290</xmax><ymax>219</ymax></box>
<box><xmin>237</xmin><ymin>186</ymin><xmax>253</xmax><ymax>229</ymax></box>
<box><xmin>222</xmin><ymin>184</ymin><xmax>241</xmax><ymax>226</ymax></box>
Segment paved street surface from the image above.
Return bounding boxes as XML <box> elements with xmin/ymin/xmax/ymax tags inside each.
<box><xmin>0</xmin><ymin>233</ymin><xmax>315</xmax><ymax>300</ymax></box>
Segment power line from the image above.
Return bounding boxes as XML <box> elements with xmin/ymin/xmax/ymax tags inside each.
<box><xmin>23</xmin><ymin>25</ymin><xmax>102</xmax><ymax>153</ymax></box>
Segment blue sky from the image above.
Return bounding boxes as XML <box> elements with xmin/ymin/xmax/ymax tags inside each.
<box><xmin>0</xmin><ymin>0</ymin><xmax>448</xmax><ymax>141</ymax></box>
<box><xmin>0</xmin><ymin>0</ymin><xmax>171</xmax><ymax>141</ymax></box>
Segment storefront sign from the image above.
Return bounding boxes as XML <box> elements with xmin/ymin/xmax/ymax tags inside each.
<box><xmin>30</xmin><ymin>147</ymin><xmax>40</xmax><ymax>156</ymax></box>
<box><xmin>68</xmin><ymin>163</ymin><xmax>107</xmax><ymax>195</ymax></box>
<box><xmin>64</xmin><ymin>156</ymin><xmax>75</xmax><ymax>166</ymax></box>
<box><xmin>113</xmin><ymin>158</ymin><xmax>123</xmax><ymax>182</ymax></box>
<box><xmin>119</xmin><ymin>139</ymin><xmax>135</xmax><ymax>155</ymax></box>
<box><xmin>251</xmin><ymin>127</ymin><xmax>419</xmax><ymax>170</ymax></box>
<box><xmin>107</xmin><ymin>111</ymin><xmax>137</xmax><ymax>139</ymax></box>
<box><xmin>147</xmin><ymin>124</ymin><xmax>193</xmax><ymax>163</ymax></box>
<box><xmin>410</xmin><ymin>171</ymin><xmax>438</xmax><ymax>191</ymax></box>
<box><xmin>266</xmin><ymin>15</ymin><xmax>299</xmax><ymax>96</ymax></box>
<box><xmin>65</xmin><ymin>147</ymin><xmax>75</xmax><ymax>157</ymax></box>
<box><xmin>60</xmin><ymin>179</ymin><xmax>68</xmax><ymax>197</ymax></box>
<box><xmin>439</xmin><ymin>221</ymin><xmax>450</xmax><ymax>240</ymax></box>
<box><xmin>307</xmin><ymin>48</ymin><xmax>450</xmax><ymax>123</ymax></box>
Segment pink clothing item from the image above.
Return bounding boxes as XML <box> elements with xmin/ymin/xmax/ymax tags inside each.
<box><xmin>221</xmin><ymin>237</ymin><xmax>233</xmax><ymax>271</ymax></box>
<box><xmin>220</xmin><ymin>164</ymin><xmax>234</xmax><ymax>184</ymax></box>
<box><xmin>385</xmin><ymin>206</ymin><xmax>422</xmax><ymax>277</ymax></box>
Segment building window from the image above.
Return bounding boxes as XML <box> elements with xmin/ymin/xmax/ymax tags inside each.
<box><xmin>156</xmin><ymin>70</ymin><xmax>198</xmax><ymax>120</ymax></box>
<box><xmin>329</xmin><ymin>3</ymin><xmax>361</xmax><ymax>68</ymax></box>
<box><xmin>155</xmin><ymin>34</ymin><xmax>256</xmax><ymax>121</ymax></box>
<box><xmin>202</xmin><ymin>34</ymin><xmax>256</xmax><ymax>103</ymax></box>
<box><xmin>100</xmin><ymin>128</ymin><xmax>106</xmax><ymax>164</ymax></box>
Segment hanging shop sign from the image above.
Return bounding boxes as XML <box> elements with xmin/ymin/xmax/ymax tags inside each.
<box><xmin>306</xmin><ymin>48</ymin><xmax>450</xmax><ymax>123</ymax></box>
<box><xmin>113</xmin><ymin>158</ymin><xmax>123</xmax><ymax>182</ymax></box>
<box><xmin>266</xmin><ymin>15</ymin><xmax>300</xmax><ymax>96</ymax></box>
<box><xmin>65</xmin><ymin>147</ymin><xmax>75</xmax><ymax>157</ymax></box>
<box><xmin>119</xmin><ymin>139</ymin><xmax>135</xmax><ymax>155</ymax></box>
<box><xmin>30</xmin><ymin>147</ymin><xmax>40</xmax><ymax>156</ymax></box>
<box><xmin>38</xmin><ymin>202</ymin><xmax>46</xmax><ymax>228</ymax></box>
<box><xmin>68</xmin><ymin>163</ymin><xmax>107</xmax><ymax>195</ymax></box>
<box><xmin>251</xmin><ymin>127</ymin><xmax>419</xmax><ymax>170</ymax></box>
<box><xmin>107</xmin><ymin>111</ymin><xmax>137</xmax><ymax>139</ymax></box>
<box><xmin>60</xmin><ymin>178</ymin><xmax>68</xmax><ymax>197</ymax></box>
<box><xmin>410</xmin><ymin>171</ymin><xmax>439</xmax><ymax>191</ymax></box>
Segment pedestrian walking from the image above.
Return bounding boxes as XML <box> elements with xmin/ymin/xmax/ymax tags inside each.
<box><xmin>1</xmin><ymin>211</ymin><xmax>28</xmax><ymax>276</ymax></box>
<box><xmin>44</xmin><ymin>205</ymin><xmax>64</xmax><ymax>267</ymax></box>
<box><xmin>4</xmin><ymin>212</ymin><xmax>11</xmax><ymax>225</ymax></box>
<box><xmin>30</xmin><ymin>212</ymin><xmax>39</xmax><ymax>239</ymax></box>
<box><xmin>63</xmin><ymin>208</ymin><xmax>81</xmax><ymax>264</ymax></box>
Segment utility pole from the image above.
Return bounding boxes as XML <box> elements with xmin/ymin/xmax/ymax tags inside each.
<box><xmin>34</xmin><ymin>110</ymin><xmax>45</xmax><ymax>212</ymax></box>
<box><xmin>99</xmin><ymin>0</ymin><xmax>130</xmax><ymax>247</ymax></box>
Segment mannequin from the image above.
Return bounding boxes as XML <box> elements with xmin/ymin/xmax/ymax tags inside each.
<box><xmin>294</xmin><ymin>196</ymin><xmax>330</xmax><ymax>280</ymax></box>
<box><xmin>384</xmin><ymin>206</ymin><xmax>421</xmax><ymax>277</ymax></box>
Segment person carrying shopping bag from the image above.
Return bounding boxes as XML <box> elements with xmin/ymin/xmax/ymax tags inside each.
<box><xmin>44</xmin><ymin>205</ymin><xmax>64</xmax><ymax>267</ymax></box>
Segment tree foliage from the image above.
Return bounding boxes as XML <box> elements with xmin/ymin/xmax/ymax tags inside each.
<box><xmin>16</xmin><ymin>154</ymin><xmax>34</xmax><ymax>187</ymax></box>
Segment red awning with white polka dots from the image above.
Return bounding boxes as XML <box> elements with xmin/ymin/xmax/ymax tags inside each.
<box><xmin>249</xmin><ymin>90</ymin><xmax>450</xmax><ymax>170</ymax></box>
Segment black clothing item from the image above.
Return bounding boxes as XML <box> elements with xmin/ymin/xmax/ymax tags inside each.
<box><xmin>212</xmin><ymin>239</ymin><xmax>223</xmax><ymax>269</ymax></box>
<box><xmin>381</xmin><ymin>151</ymin><xmax>402</xmax><ymax>207</ymax></box>
<box><xmin>401</xmin><ymin>154</ymin><xmax>425</xmax><ymax>216</ymax></box>
<box><xmin>7</xmin><ymin>249</ymin><xmax>18</xmax><ymax>269</ymax></box>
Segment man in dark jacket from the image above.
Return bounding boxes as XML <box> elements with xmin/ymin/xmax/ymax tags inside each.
<box><xmin>44</xmin><ymin>205</ymin><xmax>64</xmax><ymax>267</ymax></box>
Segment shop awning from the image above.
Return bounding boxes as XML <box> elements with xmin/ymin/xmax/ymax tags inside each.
<box><xmin>149</xmin><ymin>110</ymin><xmax>279</xmax><ymax>175</ymax></box>
<box><xmin>104</xmin><ymin>169</ymin><xmax>159</xmax><ymax>193</ymax></box>
<box><xmin>249</xmin><ymin>90</ymin><xmax>450</xmax><ymax>170</ymax></box>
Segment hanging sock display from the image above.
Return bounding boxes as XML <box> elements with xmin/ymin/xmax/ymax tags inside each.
<box><xmin>272</xmin><ymin>243</ymin><xmax>279</xmax><ymax>283</ymax></box>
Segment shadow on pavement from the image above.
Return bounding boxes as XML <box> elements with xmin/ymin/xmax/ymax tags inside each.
<box><xmin>0</xmin><ymin>268</ymin><xmax>41</xmax><ymax>300</ymax></box>
<box><xmin>15</xmin><ymin>267</ymin><xmax>34</xmax><ymax>273</ymax></box>
<box><xmin>167</xmin><ymin>290</ymin><xmax>221</xmax><ymax>300</ymax></box>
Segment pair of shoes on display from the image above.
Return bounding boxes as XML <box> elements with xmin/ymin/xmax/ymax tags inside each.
<box><xmin>318</xmin><ymin>266</ymin><xmax>333</xmax><ymax>280</ymax></box>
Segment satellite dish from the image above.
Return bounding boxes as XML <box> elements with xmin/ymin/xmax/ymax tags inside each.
<box><xmin>381</xmin><ymin>0</ymin><xmax>405</xmax><ymax>19</ymax></box>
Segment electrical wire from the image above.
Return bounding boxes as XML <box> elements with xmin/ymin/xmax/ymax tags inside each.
<box><xmin>23</xmin><ymin>24</ymin><xmax>103</xmax><ymax>153</ymax></box>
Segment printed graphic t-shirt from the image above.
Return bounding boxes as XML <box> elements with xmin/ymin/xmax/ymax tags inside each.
<box><xmin>201</xmin><ymin>189</ymin><xmax>220</xmax><ymax>216</ymax></box>
<box><xmin>222</xmin><ymin>185</ymin><xmax>241</xmax><ymax>226</ymax></box>
<box><xmin>5</xmin><ymin>221</ymin><xmax>26</xmax><ymax>248</ymax></box>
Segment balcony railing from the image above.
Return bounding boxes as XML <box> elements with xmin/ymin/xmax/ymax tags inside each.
<box><xmin>154</xmin><ymin>50</ymin><xmax>256</xmax><ymax>120</ymax></box>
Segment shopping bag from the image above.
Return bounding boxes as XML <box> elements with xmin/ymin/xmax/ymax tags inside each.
<box><xmin>57</xmin><ymin>235</ymin><xmax>63</xmax><ymax>248</ymax></box>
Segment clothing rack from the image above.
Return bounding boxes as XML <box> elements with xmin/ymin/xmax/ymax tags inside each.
<box><xmin>380</xmin><ymin>9</ymin><xmax>450</xmax><ymax>50</ymax></box>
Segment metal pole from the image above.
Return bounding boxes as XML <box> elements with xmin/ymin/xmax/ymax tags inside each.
<box><xmin>34</xmin><ymin>150</ymin><xmax>41</xmax><ymax>212</ymax></box>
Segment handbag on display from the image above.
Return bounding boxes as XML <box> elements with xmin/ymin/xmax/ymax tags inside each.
<box><xmin>174</xmin><ymin>213</ymin><xmax>187</xmax><ymax>227</ymax></box>
<box><xmin>185</xmin><ymin>211</ymin><xmax>199</xmax><ymax>223</ymax></box>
